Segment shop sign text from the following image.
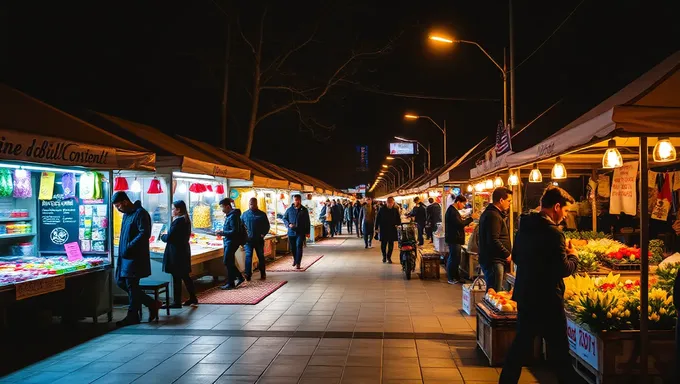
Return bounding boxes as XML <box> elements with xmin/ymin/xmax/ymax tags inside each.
<box><xmin>15</xmin><ymin>276</ymin><xmax>66</xmax><ymax>301</ymax></box>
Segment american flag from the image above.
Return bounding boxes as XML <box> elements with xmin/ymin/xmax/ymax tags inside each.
<box><xmin>495</xmin><ymin>121</ymin><xmax>512</xmax><ymax>155</ymax></box>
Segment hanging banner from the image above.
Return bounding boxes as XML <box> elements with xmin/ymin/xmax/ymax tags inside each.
<box><xmin>609</xmin><ymin>161</ymin><xmax>638</xmax><ymax>215</ymax></box>
<box><xmin>38</xmin><ymin>172</ymin><xmax>55</xmax><ymax>200</ymax></box>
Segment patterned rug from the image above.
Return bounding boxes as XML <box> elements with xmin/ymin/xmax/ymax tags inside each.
<box><xmin>267</xmin><ymin>254</ymin><xmax>324</xmax><ymax>272</ymax></box>
<box><xmin>317</xmin><ymin>238</ymin><xmax>346</xmax><ymax>246</ymax></box>
<box><xmin>196</xmin><ymin>280</ymin><xmax>287</xmax><ymax>305</ymax></box>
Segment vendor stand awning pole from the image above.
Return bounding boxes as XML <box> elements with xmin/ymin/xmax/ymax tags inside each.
<box><xmin>591</xmin><ymin>169</ymin><xmax>598</xmax><ymax>232</ymax></box>
<box><xmin>639</xmin><ymin>137</ymin><xmax>649</xmax><ymax>384</ymax></box>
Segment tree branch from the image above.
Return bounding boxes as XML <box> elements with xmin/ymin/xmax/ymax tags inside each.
<box><xmin>263</xmin><ymin>25</ymin><xmax>318</xmax><ymax>75</ymax></box>
<box><xmin>236</xmin><ymin>16</ymin><xmax>256</xmax><ymax>56</ymax></box>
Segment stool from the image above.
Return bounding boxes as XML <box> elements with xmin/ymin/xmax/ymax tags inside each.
<box><xmin>138</xmin><ymin>281</ymin><xmax>170</xmax><ymax>322</ymax></box>
<box><xmin>420</xmin><ymin>254</ymin><xmax>441</xmax><ymax>280</ymax></box>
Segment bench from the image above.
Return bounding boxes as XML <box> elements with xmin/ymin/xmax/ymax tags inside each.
<box><xmin>139</xmin><ymin>281</ymin><xmax>170</xmax><ymax>322</ymax></box>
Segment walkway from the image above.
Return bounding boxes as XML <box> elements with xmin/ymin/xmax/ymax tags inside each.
<box><xmin>0</xmin><ymin>235</ymin><xmax>556</xmax><ymax>384</ymax></box>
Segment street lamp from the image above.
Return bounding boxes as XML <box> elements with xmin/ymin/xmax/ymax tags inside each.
<box><xmin>403</xmin><ymin>115</ymin><xmax>446</xmax><ymax>164</ymax></box>
<box><xmin>394</xmin><ymin>136</ymin><xmax>431</xmax><ymax>172</ymax></box>
<box><xmin>384</xmin><ymin>165</ymin><xmax>402</xmax><ymax>187</ymax></box>
<box><xmin>428</xmin><ymin>34</ymin><xmax>509</xmax><ymax>132</ymax></box>
<box><xmin>386</xmin><ymin>156</ymin><xmax>413</xmax><ymax>179</ymax></box>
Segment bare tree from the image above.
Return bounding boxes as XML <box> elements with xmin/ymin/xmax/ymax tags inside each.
<box><xmin>236</xmin><ymin>7</ymin><xmax>394</xmax><ymax>157</ymax></box>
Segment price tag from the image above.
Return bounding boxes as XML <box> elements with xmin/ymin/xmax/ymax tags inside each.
<box><xmin>16</xmin><ymin>276</ymin><xmax>65</xmax><ymax>301</ymax></box>
<box><xmin>566</xmin><ymin>318</ymin><xmax>599</xmax><ymax>369</ymax></box>
<box><xmin>64</xmin><ymin>241</ymin><xmax>83</xmax><ymax>262</ymax></box>
<box><xmin>150</xmin><ymin>223</ymin><xmax>164</xmax><ymax>243</ymax></box>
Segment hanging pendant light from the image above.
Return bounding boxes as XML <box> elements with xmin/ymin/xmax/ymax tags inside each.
<box><xmin>176</xmin><ymin>182</ymin><xmax>187</xmax><ymax>194</ymax></box>
<box><xmin>113</xmin><ymin>176</ymin><xmax>129</xmax><ymax>191</ymax></box>
<box><xmin>653</xmin><ymin>137</ymin><xmax>676</xmax><ymax>163</ymax></box>
<box><xmin>551</xmin><ymin>157</ymin><xmax>567</xmax><ymax>180</ymax></box>
<box><xmin>493</xmin><ymin>175</ymin><xmax>504</xmax><ymax>188</ymax></box>
<box><xmin>485</xmin><ymin>179</ymin><xmax>494</xmax><ymax>190</ymax></box>
<box><xmin>475</xmin><ymin>182</ymin><xmax>484</xmax><ymax>192</ymax></box>
<box><xmin>529</xmin><ymin>164</ymin><xmax>543</xmax><ymax>183</ymax></box>
<box><xmin>507</xmin><ymin>171</ymin><xmax>519</xmax><ymax>186</ymax></box>
<box><xmin>147</xmin><ymin>178</ymin><xmax>163</xmax><ymax>194</ymax></box>
<box><xmin>602</xmin><ymin>140</ymin><xmax>623</xmax><ymax>169</ymax></box>
<box><xmin>130</xmin><ymin>178</ymin><xmax>142</xmax><ymax>193</ymax></box>
<box><xmin>466</xmin><ymin>184</ymin><xmax>473</xmax><ymax>193</ymax></box>
<box><xmin>215</xmin><ymin>184</ymin><xmax>225</xmax><ymax>194</ymax></box>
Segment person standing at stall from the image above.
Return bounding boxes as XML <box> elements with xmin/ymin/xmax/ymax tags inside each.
<box><xmin>425</xmin><ymin>197</ymin><xmax>442</xmax><ymax>242</ymax></box>
<box><xmin>499</xmin><ymin>186</ymin><xmax>579</xmax><ymax>384</ymax></box>
<box><xmin>445</xmin><ymin>195</ymin><xmax>479</xmax><ymax>284</ymax></box>
<box><xmin>283</xmin><ymin>194</ymin><xmax>311</xmax><ymax>269</ymax></box>
<box><xmin>375</xmin><ymin>196</ymin><xmax>400</xmax><ymax>263</ymax></box>
<box><xmin>332</xmin><ymin>200</ymin><xmax>343</xmax><ymax>236</ymax></box>
<box><xmin>160</xmin><ymin>200</ymin><xmax>197</xmax><ymax>308</ymax></box>
<box><xmin>241</xmin><ymin>197</ymin><xmax>271</xmax><ymax>281</ymax></box>
<box><xmin>407</xmin><ymin>197</ymin><xmax>427</xmax><ymax>246</ymax></box>
<box><xmin>345</xmin><ymin>201</ymin><xmax>354</xmax><ymax>235</ymax></box>
<box><xmin>359</xmin><ymin>197</ymin><xmax>377</xmax><ymax>248</ymax></box>
<box><xmin>112</xmin><ymin>192</ymin><xmax>160</xmax><ymax>326</ymax></box>
<box><xmin>353</xmin><ymin>200</ymin><xmax>362</xmax><ymax>238</ymax></box>
<box><xmin>217</xmin><ymin>198</ymin><xmax>245</xmax><ymax>290</ymax></box>
<box><xmin>478</xmin><ymin>187</ymin><xmax>513</xmax><ymax>292</ymax></box>
<box><xmin>319</xmin><ymin>200</ymin><xmax>330</xmax><ymax>238</ymax></box>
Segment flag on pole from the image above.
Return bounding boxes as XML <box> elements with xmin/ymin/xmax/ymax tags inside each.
<box><xmin>495</xmin><ymin>121</ymin><xmax>512</xmax><ymax>155</ymax></box>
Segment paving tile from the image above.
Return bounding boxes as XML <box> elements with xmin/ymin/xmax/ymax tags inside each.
<box><xmin>299</xmin><ymin>378</ymin><xmax>341</xmax><ymax>384</ymax></box>
<box><xmin>214</xmin><ymin>375</ymin><xmax>259</xmax><ymax>384</ymax></box>
<box><xmin>223</xmin><ymin>364</ymin><xmax>268</xmax><ymax>377</ymax></box>
<box><xmin>201</xmin><ymin>353</ymin><xmax>243</xmax><ymax>364</ymax></box>
<box><xmin>418</xmin><ymin>358</ymin><xmax>456</xmax><ymax>368</ymax></box>
<box><xmin>256</xmin><ymin>377</ymin><xmax>300</xmax><ymax>384</ymax></box>
<box><xmin>193</xmin><ymin>336</ymin><xmax>230</xmax><ymax>345</ymax></box>
<box><xmin>458</xmin><ymin>366</ymin><xmax>500</xmax><ymax>381</ymax></box>
<box><xmin>383</xmin><ymin>348</ymin><xmax>418</xmax><ymax>358</ymax></box>
<box><xmin>173</xmin><ymin>374</ymin><xmax>220</xmax><ymax>384</ymax></box>
<box><xmin>345</xmin><ymin>355</ymin><xmax>382</xmax><ymax>367</ymax></box>
<box><xmin>340</xmin><ymin>366</ymin><xmax>381</xmax><ymax>380</ymax></box>
<box><xmin>383</xmin><ymin>358</ymin><xmax>420</xmax><ymax>368</ymax></box>
<box><xmin>308</xmin><ymin>355</ymin><xmax>347</xmax><ymax>366</ymax></box>
<box><xmin>301</xmin><ymin>365</ymin><xmax>344</xmax><ymax>378</ymax></box>
<box><xmin>180</xmin><ymin>344</ymin><xmax>219</xmax><ymax>354</ymax></box>
<box><xmin>382</xmin><ymin>365</ymin><xmax>422</xmax><ymax>380</ymax></box>
<box><xmin>186</xmin><ymin>363</ymin><xmax>231</xmax><ymax>376</ymax></box>
<box><xmin>19</xmin><ymin>371</ymin><xmax>69</xmax><ymax>383</ymax></box>
<box><xmin>90</xmin><ymin>373</ymin><xmax>141</xmax><ymax>384</ymax></box>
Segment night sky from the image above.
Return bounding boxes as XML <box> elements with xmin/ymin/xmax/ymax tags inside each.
<box><xmin>1</xmin><ymin>1</ymin><xmax>678</xmax><ymax>189</ymax></box>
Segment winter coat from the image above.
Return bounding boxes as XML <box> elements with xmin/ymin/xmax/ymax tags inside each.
<box><xmin>344</xmin><ymin>205</ymin><xmax>353</xmax><ymax>221</ymax></box>
<box><xmin>116</xmin><ymin>201</ymin><xmax>152</xmax><ymax>280</ymax></box>
<box><xmin>408</xmin><ymin>203</ymin><xmax>427</xmax><ymax>226</ymax></box>
<box><xmin>352</xmin><ymin>204</ymin><xmax>361</xmax><ymax>221</ymax></box>
<box><xmin>426</xmin><ymin>203</ymin><xmax>442</xmax><ymax>226</ymax></box>
<box><xmin>445</xmin><ymin>205</ymin><xmax>473</xmax><ymax>245</ymax></box>
<box><xmin>319</xmin><ymin>205</ymin><xmax>328</xmax><ymax>223</ymax></box>
<box><xmin>283</xmin><ymin>205</ymin><xmax>311</xmax><ymax>237</ymax></box>
<box><xmin>359</xmin><ymin>203</ymin><xmax>377</xmax><ymax>233</ymax></box>
<box><xmin>161</xmin><ymin>216</ymin><xmax>191</xmax><ymax>275</ymax></box>
<box><xmin>375</xmin><ymin>206</ymin><xmax>400</xmax><ymax>242</ymax></box>
<box><xmin>478</xmin><ymin>204</ymin><xmax>512</xmax><ymax>265</ymax></box>
<box><xmin>241</xmin><ymin>208</ymin><xmax>271</xmax><ymax>243</ymax></box>
<box><xmin>511</xmin><ymin>212</ymin><xmax>578</xmax><ymax>306</ymax></box>
<box><xmin>331</xmin><ymin>204</ymin><xmax>343</xmax><ymax>224</ymax></box>
<box><xmin>222</xmin><ymin>209</ymin><xmax>243</xmax><ymax>250</ymax></box>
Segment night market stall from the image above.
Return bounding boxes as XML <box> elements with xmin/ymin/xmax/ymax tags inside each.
<box><xmin>0</xmin><ymin>85</ymin><xmax>156</xmax><ymax>325</ymax></box>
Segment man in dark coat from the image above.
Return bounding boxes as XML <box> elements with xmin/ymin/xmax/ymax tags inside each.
<box><xmin>319</xmin><ymin>201</ymin><xmax>329</xmax><ymax>238</ymax></box>
<box><xmin>344</xmin><ymin>201</ymin><xmax>354</xmax><ymax>235</ymax></box>
<box><xmin>112</xmin><ymin>192</ymin><xmax>159</xmax><ymax>326</ymax></box>
<box><xmin>353</xmin><ymin>201</ymin><xmax>362</xmax><ymax>237</ymax></box>
<box><xmin>375</xmin><ymin>196</ymin><xmax>400</xmax><ymax>263</ymax></box>
<box><xmin>241</xmin><ymin>197</ymin><xmax>271</xmax><ymax>281</ymax></box>
<box><xmin>478</xmin><ymin>187</ymin><xmax>513</xmax><ymax>292</ymax></box>
<box><xmin>407</xmin><ymin>197</ymin><xmax>427</xmax><ymax>246</ymax></box>
<box><xmin>445</xmin><ymin>195</ymin><xmax>479</xmax><ymax>284</ymax></box>
<box><xmin>283</xmin><ymin>194</ymin><xmax>311</xmax><ymax>269</ymax></box>
<box><xmin>500</xmin><ymin>186</ymin><xmax>579</xmax><ymax>384</ymax></box>
<box><xmin>359</xmin><ymin>197</ymin><xmax>377</xmax><ymax>249</ymax></box>
<box><xmin>425</xmin><ymin>197</ymin><xmax>442</xmax><ymax>241</ymax></box>
<box><xmin>331</xmin><ymin>200</ymin><xmax>343</xmax><ymax>236</ymax></box>
<box><xmin>217</xmin><ymin>198</ymin><xmax>245</xmax><ymax>290</ymax></box>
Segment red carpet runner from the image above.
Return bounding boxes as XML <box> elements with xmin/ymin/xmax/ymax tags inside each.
<box><xmin>196</xmin><ymin>280</ymin><xmax>287</xmax><ymax>305</ymax></box>
<box><xmin>267</xmin><ymin>254</ymin><xmax>324</xmax><ymax>272</ymax></box>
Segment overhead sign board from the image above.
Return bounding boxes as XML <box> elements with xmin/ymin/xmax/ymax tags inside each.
<box><xmin>389</xmin><ymin>142</ymin><xmax>416</xmax><ymax>155</ymax></box>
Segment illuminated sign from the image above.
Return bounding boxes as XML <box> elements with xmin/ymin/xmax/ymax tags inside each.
<box><xmin>389</xmin><ymin>142</ymin><xmax>416</xmax><ymax>155</ymax></box>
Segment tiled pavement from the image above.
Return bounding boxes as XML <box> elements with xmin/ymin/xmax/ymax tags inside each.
<box><xmin>0</xmin><ymin>235</ymin><xmax>558</xmax><ymax>383</ymax></box>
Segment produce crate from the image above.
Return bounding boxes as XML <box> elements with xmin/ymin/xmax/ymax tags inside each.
<box><xmin>566</xmin><ymin>317</ymin><xmax>675</xmax><ymax>383</ymax></box>
<box><xmin>419</xmin><ymin>254</ymin><xmax>440</xmax><ymax>280</ymax></box>
<box><xmin>599</xmin><ymin>259</ymin><xmax>641</xmax><ymax>271</ymax></box>
<box><xmin>476</xmin><ymin>303</ymin><xmax>541</xmax><ymax>366</ymax></box>
<box><xmin>462</xmin><ymin>279</ymin><xmax>485</xmax><ymax>315</ymax></box>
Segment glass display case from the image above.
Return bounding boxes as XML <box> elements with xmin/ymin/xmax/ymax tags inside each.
<box><xmin>0</xmin><ymin>164</ymin><xmax>111</xmax><ymax>289</ymax></box>
<box><xmin>231</xmin><ymin>188</ymin><xmax>288</xmax><ymax>237</ymax></box>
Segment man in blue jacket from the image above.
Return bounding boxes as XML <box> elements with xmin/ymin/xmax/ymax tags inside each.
<box><xmin>217</xmin><ymin>198</ymin><xmax>245</xmax><ymax>290</ymax></box>
<box><xmin>241</xmin><ymin>197</ymin><xmax>271</xmax><ymax>281</ymax></box>
<box><xmin>407</xmin><ymin>197</ymin><xmax>427</xmax><ymax>246</ymax></box>
<box><xmin>112</xmin><ymin>192</ymin><xmax>159</xmax><ymax>327</ymax></box>
<box><xmin>283</xmin><ymin>194</ymin><xmax>311</xmax><ymax>269</ymax></box>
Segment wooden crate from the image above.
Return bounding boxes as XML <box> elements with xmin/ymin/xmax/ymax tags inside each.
<box><xmin>420</xmin><ymin>254</ymin><xmax>440</xmax><ymax>280</ymax></box>
<box><xmin>476</xmin><ymin>303</ymin><xmax>541</xmax><ymax>366</ymax></box>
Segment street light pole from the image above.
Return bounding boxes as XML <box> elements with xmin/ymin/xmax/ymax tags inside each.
<box><xmin>386</xmin><ymin>156</ymin><xmax>412</xmax><ymax>180</ymax></box>
<box><xmin>394</xmin><ymin>136</ymin><xmax>431</xmax><ymax>172</ymax></box>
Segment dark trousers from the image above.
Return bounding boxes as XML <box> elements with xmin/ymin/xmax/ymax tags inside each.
<box><xmin>380</xmin><ymin>240</ymin><xmax>394</xmax><ymax>260</ymax></box>
<box><xmin>347</xmin><ymin>220</ymin><xmax>353</xmax><ymax>234</ymax></box>
<box><xmin>329</xmin><ymin>222</ymin><xmax>337</xmax><ymax>237</ymax></box>
<box><xmin>223</xmin><ymin>245</ymin><xmax>243</xmax><ymax>286</ymax></box>
<box><xmin>117</xmin><ymin>277</ymin><xmax>155</xmax><ymax>320</ymax></box>
<box><xmin>172</xmin><ymin>273</ymin><xmax>196</xmax><ymax>304</ymax></box>
<box><xmin>481</xmin><ymin>262</ymin><xmax>505</xmax><ymax>292</ymax></box>
<box><xmin>355</xmin><ymin>220</ymin><xmax>361</xmax><ymax>237</ymax></box>
<box><xmin>416</xmin><ymin>223</ymin><xmax>425</xmax><ymax>246</ymax></box>
<box><xmin>244</xmin><ymin>240</ymin><xmax>266</xmax><ymax>276</ymax></box>
<box><xmin>363</xmin><ymin>228</ymin><xmax>374</xmax><ymax>248</ymax></box>
<box><xmin>289</xmin><ymin>235</ymin><xmax>304</xmax><ymax>265</ymax></box>
<box><xmin>336</xmin><ymin>220</ymin><xmax>343</xmax><ymax>235</ymax></box>
<box><xmin>499</xmin><ymin>303</ymin><xmax>577</xmax><ymax>384</ymax></box>
<box><xmin>321</xmin><ymin>222</ymin><xmax>328</xmax><ymax>238</ymax></box>
<box><xmin>446</xmin><ymin>244</ymin><xmax>462</xmax><ymax>281</ymax></box>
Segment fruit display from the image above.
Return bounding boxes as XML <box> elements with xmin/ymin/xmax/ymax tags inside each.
<box><xmin>484</xmin><ymin>288</ymin><xmax>518</xmax><ymax>313</ymax></box>
<box><xmin>192</xmin><ymin>205</ymin><xmax>212</xmax><ymax>228</ymax></box>
<box><xmin>0</xmin><ymin>256</ymin><xmax>108</xmax><ymax>286</ymax></box>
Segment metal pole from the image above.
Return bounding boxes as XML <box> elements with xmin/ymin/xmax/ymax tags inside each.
<box><xmin>221</xmin><ymin>22</ymin><xmax>231</xmax><ymax>149</ymax></box>
<box><xmin>443</xmin><ymin>120</ymin><xmax>447</xmax><ymax>164</ymax></box>
<box><xmin>411</xmin><ymin>157</ymin><xmax>415</xmax><ymax>179</ymax></box>
<box><xmin>639</xmin><ymin>137</ymin><xmax>649</xmax><ymax>384</ymax></box>
<box><xmin>591</xmin><ymin>169</ymin><xmax>598</xmax><ymax>231</ymax></box>
<box><xmin>503</xmin><ymin>49</ymin><xmax>508</xmax><ymax>131</ymax></box>
<box><xmin>428</xmin><ymin>143</ymin><xmax>431</xmax><ymax>171</ymax></box>
<box><xmin>509</xmin><ymin>0</ymin><xmax>516</xmax><ymax>131</ymax></box>
<box><xmin>509</xmin><ymin>170</ymin><xmax>514</xmax><ymax>246</ymax></box>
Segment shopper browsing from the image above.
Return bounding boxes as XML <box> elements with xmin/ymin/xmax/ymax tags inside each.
<box><xmin>425</xmin><ymin>197</ymin><xmax>442</xmax><ymax>242</ymax></box>
<box><xmin>478</xmin><ymin>187</ymin><xmax>513</xmax><ymax>292</ymax></box>
<box><xmin>217</xmin><ymin>198</ymin><xmax>245</xmax><ymax>290</ymax></box>
<box><xmin>283</xmin><ymin>194</ymin><xmax>311</xmax><ymax>269</ymax></box>
<box><xmin>445</xmin><ymin>195</ymin><xmax>479</xmax><ymax>284</ymax></box>
<box><xmin>112</xmin><ymin>191</ymin><xmax>160</xmax><ymax>326</ymax></box>
<box><xmin>160</xmin><ymin>200</ymin><xmax>198</xmax><ymax>308</ymax></box>
<box><xmin>375</xmin><ymin>196</ymin><xmax>400</xmax><ymax>263</ymax></box>
<box><xmin>352</xmin><ymin>201</ymin><xmax>362</xmax><ymax>238</ymax></box>
<box><xmin>499</xmin><ymin>186</ymin><xmax>579</xmax><ymax>384</ymax></box>
<box><xmin>407</xmin><ymin>197</ymin><xmax>427</xmax><ymax>246</ymax></box>
<box><xmin>241</xmin><ymin>197</ymin><xmax>271</xmax><ymax>281</ymax></box>
<box><xmin>359</xmin><ymin>197</ymin><xmax>376</xmax><ymax>249</ymax></box>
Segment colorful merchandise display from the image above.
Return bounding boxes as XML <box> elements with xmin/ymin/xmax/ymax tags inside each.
<box><xmin>0</xmin><ymin>256</ymin><xmax>106</xmax><ymax>286</ymax></box>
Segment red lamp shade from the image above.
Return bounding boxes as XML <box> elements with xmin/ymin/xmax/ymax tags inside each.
<box><xmin>147</xmin><ymin>178</ymin><xmax>163</xmax><ymax>194</ymax></box>
<box><xmin>189</xmin><ymin>183</ymin><xmax>207</xmax><ymax>193</ymax></box>
<box><xmin>113</xmin><ymin>177</ymin><xmax>129</xmax><ymax>191</ymax></box>
<box><xmin>215</xmin><ymin>185</ymin><xmax>225</xmax><ymax>194</ymax></box>
<box><xmin>206</xmin><ymin>185</ymin><xmax>214</xmax><ymax>192</ymax></box>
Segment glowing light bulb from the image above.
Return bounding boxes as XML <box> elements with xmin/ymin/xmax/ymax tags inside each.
<box><xmin>529</xmin><ymin>164</ymin><xmax>542</xmax><ymax>183</ymax></box>
<box><xmin>130</xmin><ymin>178</ymin><xmax>142</xmax><ymax>193</ymax></box>
<box><xmin>602</xmin><ymin>140</ymin><xmax>623</xmax><ymax>169</ymax></box>
<box><xmin>551</xmin><ymin>157</ymin><xmax>567</xmax><ymax>180</ymax></box>
<box><xmin>475</xmin><ymin>182</ymin><xmax>484</xmax><ymax>192</ymax></box>
<box><xmin>653</xmin><ymin>137</ymin><xmax>676</xmax><ymax>163</ymax></box>
<box><xmin>467</xmin><ymin>185</ymin><xmax>473</xmax><ymax>193</ymax></box>
<box><xmin>176</xmin><ymin>183</ymin><xmax>187</xmax><ymax>194</ymax></box>
<box><xmin>485</xmin><ymin>179</ymin><xmax>493</xmax><ymax>190</ymax></box>
<box><xmin>494</xmin><ymin>176</ymin><xmax>504</xmax><ymax>188</ymax></box>
<box><xmin>507</xmin><ymin>172</ymin><xmax>519</xmax><ymax>186</ymax></box>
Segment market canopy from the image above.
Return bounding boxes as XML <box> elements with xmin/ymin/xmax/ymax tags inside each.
<box><xmin>507</xmin><ymin>50</ymin><xmax>680</xmax><ymax>170</ymax></box>
<box><xmin>0</xmin><ymin>84</ymin><xmax>155</xmax><ymax>170</ymax></box>
<box><xmin>91</xmin><ymin>113</ymin><xmax>250</xmax><ymax>180</ymax></box>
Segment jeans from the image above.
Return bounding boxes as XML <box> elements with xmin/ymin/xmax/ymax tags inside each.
<box><xmin>172</xmin><ymin>273</ymin><xmax>196</xmax><ymax>304</ymax></box>
<box><xmin>416</xmin><ymin>223</ymin><xmax>425</xmax><ymax>246</ymax></box>
<box><xmin>336</xmin><ymin>221</ymin><xmax>343</xmax><ymax>235</ymax></box>
<box><xmin>426</xmin><ymin>225</ymin><xmax>433</xmax><ymax>241</ymax></box>
<box><xmin>380</xmin><ymin>240</ymin><xmax>394</xmax><ymax>260</ymax></box>
<box><xmin>329</xmin><ymin>222</ymin><xmax>336</xmax><ymax>237</ymax></box>
<box><xmin>244</xmin><ymin>240</ymin><xmax>266</xmax><ymax>276</ymax></box>
<box><xmin>481</xmin><ymin>262</ymin><xmax>505</xmax><ymax>292</ymax></box>
<box><xmin>289</xmin><ymin>235</ymin><xmax>305</xmax><ymax>265</ymax></box>
<box><xmin>223</xmin><ymin>245</ymin><xmax>243</xmax><ymax>286</ymax></box>
<box><xmin>117</xmin><ymin>277</ymin><xmax>155</xmax><ymax>320</ymax></box>
<box><xmin>363</xmin><ymin>229</ymin><xmax>374</xmax><ymax>248</ymax></box>
<box><xmin>347</xmin><ymin>220</ymin><xmax>353</xmax><ymax>234</ymax></box>
<box><xmin>355</xmin><ymin>220</ymin><xmax>361</xmax><ymax>237</ymax></box>
<box><xmin>446</xmin><ymin>244</ymin><xmax>462</xmax><ymax>281</ymax></box>
<box><xmin>499</xmin><ymin>303</ymin><xmax>577</xmax><ymax>384</ymax></box>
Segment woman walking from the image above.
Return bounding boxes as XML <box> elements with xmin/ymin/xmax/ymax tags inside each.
<box><xmin>161</xmin><ymin>200</ymin><xmax>198</xmax><ymax>308</ymax></box>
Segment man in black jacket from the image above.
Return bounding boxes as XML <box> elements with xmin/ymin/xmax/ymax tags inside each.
<box><xmin>425</xmin><ymin>197</ymin><xmax>442</xmax><ymax>242</ymax></box>
<box><xmin>445</xmin><ymin>195</ymin><xmax>479</xmax><ymax>284</ymax></box>
<box><xmin>499</xmin><ymin>186</ymin><xmax>579</xmax><ymax>384</ymax></box>
<box><xmin>408</xmin><ymin>197</ymin><xmax>427</xmax><ymax>246</ymax></box>
<box><xmin>478</xmin><ymin>187</ymin><xmax>513</xmax><ymax>292</ymax></box>
<box><xmin>352</xmin><ymin>201</ymin><xmax>362</xmax><ymax>237</ymax></box>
